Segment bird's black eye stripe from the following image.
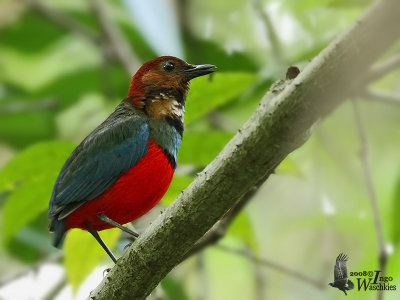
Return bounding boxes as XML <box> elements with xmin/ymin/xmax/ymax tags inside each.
<box><xmin>163</xmin><ymin>62</ymin><xmax>175</xmax><ymax>72</ymax></box>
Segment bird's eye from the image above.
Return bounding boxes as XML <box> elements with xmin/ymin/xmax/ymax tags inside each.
<box><xmin>163</xmin><ymin>62</ymin><xmax>175</xmax><ymax>72</ymax></box>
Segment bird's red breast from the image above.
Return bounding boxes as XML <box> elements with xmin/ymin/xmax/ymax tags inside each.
<box><xmin>65</xmin><ymin>141</ymin><xmax>174</xmax><ymax>231</ymax></box>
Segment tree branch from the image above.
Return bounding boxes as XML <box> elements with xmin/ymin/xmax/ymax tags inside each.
<box><xmin>252</xmin><ymin>0</ymin><xmax>285</xmax><ymax>64</ymax></box>
<box><xmin>89</xmin><ymin>1</ymin><xmax>400</xmax><ymax>299</ymax></box>
<box><xmin>352</xmin><ymin>99</ymin><xmax>387</xmax><ymax>300</ymax></box>
<box><xmin>362</xmin><ymin>89</ymin><xmax>400</xmax><ymax>104</ymax></box>
<box><xmin>364</xmin><ymin>52</ymin><xmax>400</xmax><ymax>83</ymax></box>
<box><xmin>216</xmin><ymin>245</ymin><xmax>325</xmax><ymax>290</ymax></box>
<box><xmin>0</xmin><ymin>98</ymin><xmax>58</xmax><ymax>115</ymax></box>
<box><xmin>28</xmin><ymin>0</ymin><xmax>100</xmax><ymax>44</ymax></box>
<box><xmin>87</xmin><ymin>0</ymin><xmax>141</xmax><ymax>75</ymax></box>
<box><xmin>0</xmin><ymin>253</ymin><xmax>62</xmax><ymax>287</ymax></box>
<box><xmin>28</xmin><ymin>0</ymin><xmax>141</xmax><ymax>76</ymax></box>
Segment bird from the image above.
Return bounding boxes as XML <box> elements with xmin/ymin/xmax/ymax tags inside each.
<box><xmin>328</xmin><ymin>253</ymin><xmax>354</xmax><ymax>295</ymax></box>
<box><xmin>48</xmin><ymin>56</ymin><xmax>215</xmax><ymax>263</ymax></box>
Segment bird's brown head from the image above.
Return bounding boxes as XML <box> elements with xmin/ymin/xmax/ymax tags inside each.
<box><xmin>125</xmin><ymin>56</ymin><xmax>215</xmax><ymax>123</ymax></box>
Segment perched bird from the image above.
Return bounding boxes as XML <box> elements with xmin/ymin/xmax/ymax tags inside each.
<box><xmin>328</xmin><ymin>253</ymin><xmax>354</xmax><ymax>295</ymax></box>
<box><xmin>48</xmin><ymin>56</ymin><xmax>215</xmax><ymax>263</ymax></box>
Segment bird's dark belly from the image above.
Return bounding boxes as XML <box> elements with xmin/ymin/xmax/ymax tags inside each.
<box><xmin>66</xmin><ymin>142</ymin><xmax>174</xmax><ymax>231</ymax></box>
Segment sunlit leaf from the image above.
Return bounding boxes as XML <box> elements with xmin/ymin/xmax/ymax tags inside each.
<box><xmin>228</xmin><ymin>211</ymin><xmax>258</xmax><ymax>253</ymax></box>
<box><xmin>64</xmin><ymin>228</ymin><xmax>120</xmax><ymax>291</ymax></box>
<box><xmin>0</xmin><ymin>11</ymin><xmax>65</xmax><ymax>53</ymax></box>
<box><xmin>0</xmin><ymin>141</ymin><xmax>75</xmax><ymax>243</ymax></box>
<box><xmin>0</xmin><ymin>112</ymin><xmax>55</xmax><ymax>148</ymax></box>
<box><xmin>328</xmin><ymin>0</ymin><xmax>372</xmax><ymax>8</ymax></box>
<box><xmin>56</xmin><ymin>94</ymin><xmax>112</xmax><ymax>143</ymax></box>
<box><xmin>185</xmin><ymin>72</ymin><xmax>258</xmax><ymax>125</ymax></box>
<box><xmin>161</xmin><ymin>176</ymin><xmax>194</xmax><ymax>206</ymax></box>
<box><xmin>392</xmin><ymin>173</ymin><xmax>400</xmax><ymax>247</ymax></box>
<box><xmin>275</xmin><ymin>157</ymin><xmax>303</xmax><ymax>176</ymax></box>
<box><xmin>179</xmin><ymin>131</ymin><xmax>233</xmax><ymax>166</ymax></box>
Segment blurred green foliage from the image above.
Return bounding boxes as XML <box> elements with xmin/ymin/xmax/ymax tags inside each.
<box><xmin>0</xmin><ymin>0</ymin><xmax>399</xmax><ymax>299</ymax></box>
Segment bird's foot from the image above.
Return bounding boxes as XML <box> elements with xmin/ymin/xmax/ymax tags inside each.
<box><xmin>103</xmin><ymin>268</ymin><xmax>111</xmax><ymax>277</ymax></box>
<box><xmin>123</xmin><ymin>242</ymin><xmax>133</xmax><ymax>252</ymax></box>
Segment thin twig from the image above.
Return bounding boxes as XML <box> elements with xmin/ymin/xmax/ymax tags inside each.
<box><xmin>0</xmin><ymin>98</ymin><xmax>58</xmax><ymax>115</ymax></box>
<box><xmin>252</xmin><ymin>0</ymin><xmax>285</xmax><ymax>64</ymax></box>
<box><xmin>0</xmin><ymin>253</ymin><xmax>62</xmax><ymax>287</ymax></box>
<box><xmin>364</xmin><ymin>53</ymin><xmax>400</xmax><ymax>83</ymax></box>
<box><xmin>362</xmin><ymin>89</ymin><xmax>400</xmax><ymax>105</ymax></box>
<box><xmin>197</xmin><ymin>253</ymin><xmax>208</xmax><ymax>300</ymax></box>
<box><xmin>184</xmin><ymin>182</ymin><xmax>265</xmax><ymax>259</ymax></box>
<box><xmin>216</xmin><ymin>244</ymin><xmax>325</xmax><ymax>290</ymax></box>
<box><xmin>42</xmin><ymin>275</ymin><xmax>67</xmax><ymax>300</ymax></box>
<box><xmin>28</xmin><ymin>0</ymin><xmax>100</xmax><ymax>44</ymax></box>
<box><xmin>87</xmin><ymin>0</ymin><xmax>140</xmax><ymax>75</ymax></box>
<box><xmin>352</xmin><ymin>99</ymin><xmax>387</xmax><ymax>300</ymax></box>
<box><xmin>250</xmin><ymin>246</ymin><xmax>267</xmax><ymax>300</ymax></box>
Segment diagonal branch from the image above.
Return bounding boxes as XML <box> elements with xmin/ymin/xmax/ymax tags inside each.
<box><xmin>27</xmin><ymin>0</ymin><xmax>100</xmax><ymax>44</ymax></box>
<box><xmin>362</xmin><ymin>89</ymin><xmax>400</xmax><ymax>104</ymax></box>
<box><xmin>89</xmin><ymin>1</ymin><xmax>400</xmax><ymax>299</ymax></box>
<box><xmin>216</xmin><ymin>244</ymin><xmax>325</xmax><ymax>290</ymax></box>
<box><xmin>87</xmin><ymin>0</ymin><xmax>141</xmax><ymax>75</ymax></box>
<box><xmin>364</xmin><ymin>52</ymin><xmax>400</xmax><ymax>83</ymax></box>
<box><xmin>28</xmin><ymin>0</ymin><xmax>141</xmax><ymax>76</ymax></box>
<box><xmin>252</xmin><ymin>0</ymin><xmax>285</xmax><ymax>64</ymax></box>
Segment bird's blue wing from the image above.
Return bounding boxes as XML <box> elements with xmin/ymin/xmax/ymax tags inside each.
<box><xmin>48</xmin><ymin>105</ymin><xmax>149</xmax><ymax>220</ymax></box>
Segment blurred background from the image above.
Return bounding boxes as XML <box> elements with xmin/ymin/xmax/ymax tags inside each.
<box><xmin>1</xmin><ymin>0</ymin><xmax>400</xmax><ymax>299</ymax></box>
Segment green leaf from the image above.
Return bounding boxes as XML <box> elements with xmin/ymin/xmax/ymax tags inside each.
<box><xmin>161</xmin><ymin>176</ymin><xmax>194</xmax><ymax>206</ymax></box>
<box><xmin>64</xmin><ymin>228</ymin><xmax>120</xmax><ymax>291</ymax></box>
<box><xmin>0</xmin><ymin>141</ymin><xmax>75</xmax><ymax>243</ymax></box>
<box><xmin>185</xmin><ymin>37</ymin><xmax>259</xmax><ymax>72</ymax></box>
<box><xmin>393</xmin><ymin>173</ymin><xmax>400</xmax><ymax>247</ymax></box>
<box><xmin>0</xmin><ymin>38</ymin><xmax>101</xmax><ymax>92</ymax></box>
<box><xmin>6</xmin><ymin>211</ymin><xmax>54</xmax><ymax>263</ymax></box>
<box><xmin>0</xmin><ymin>11</ymin><xmax>66</xmax><ymax>53</ymax></box>
<box><xmin>0</xmin><ymin>112</ymin><xmax>55</xmax><ymax>148</ymax></box>
<box><xmin>185</xmin><ymin>72</ymin><xmax>258</xmax><ymax>125</ymax></box>
<box><xmin>227</xmin><ymin>211</ymin><xmax>258</xmax><ymax>253</ymax></box>
<box><xmin>179</xmin><ymin>131</ymin><xmax>233</xmax><ymax>166</ymax></box>
<box><xmin>161</xmin><ymin>275</ymin><xmax>190</xmax><ymax>300</ymax></box>
<box><xmin>275</xmin><ymin>157</ymin><xmax>303</xmax><ymax>176</ymax></box>
<box><xmin>328</xmin><ymin>0</ymin><xmax>371</xmax><ymax>8</ymax></box>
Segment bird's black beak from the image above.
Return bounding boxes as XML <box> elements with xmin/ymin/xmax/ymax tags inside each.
<box><xmin>184</xmin><ymin>64</ymin><xmax>216</xmax><ymax>79</ymax></box>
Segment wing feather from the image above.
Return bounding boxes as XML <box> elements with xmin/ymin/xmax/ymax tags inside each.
<box><xmin>48</xmin><ymin>104</ymin><xmax>149</xmax><ymax>219</ymax></box>
<box><xmin>334</xmin><ymin>253</ymin><xmax>349</xmax><ymax>281</ymax></box>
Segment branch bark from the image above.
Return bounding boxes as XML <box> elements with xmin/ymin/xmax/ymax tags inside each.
<box><xmin>364</xmin><ymin>52</ymin><xmax>400</xmax><ymax>83</ymax></box>
<box><xmin>89</xmin><ymin>1</ymin><xmax>400</xmax><ymax>299</ymax></box>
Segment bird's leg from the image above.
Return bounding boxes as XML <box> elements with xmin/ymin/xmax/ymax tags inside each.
<box><xmin>97</xmin><ymin>213</ymin><xmax>139</xmax><ymax>238</ymax></box>
<box><xmin>86</xmin><ymin>222</ymin><xmax>118</xmax><ymax>264</ymax></box>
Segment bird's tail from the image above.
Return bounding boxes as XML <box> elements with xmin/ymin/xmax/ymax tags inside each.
<box><xmin>347</xmin><ymin>279</ymin><xmax>355</xmax><ymax>290</ymax></box>
<box><xmin>49</xmin><ymin>218</ymin><xmax>66</xmax><ymax>248</ymax></box>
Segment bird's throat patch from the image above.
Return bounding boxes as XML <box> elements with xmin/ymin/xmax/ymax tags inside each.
<box><xmin>145</xmin><ymin>96</ymin><xmax>184</xmax><ymax>122</ymax></box>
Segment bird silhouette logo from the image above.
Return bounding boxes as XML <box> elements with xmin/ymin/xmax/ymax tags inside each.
<box><xmin>328</xmin><ymin>253</ymin><xmax>354</xmax><ymax>295</ymax></box>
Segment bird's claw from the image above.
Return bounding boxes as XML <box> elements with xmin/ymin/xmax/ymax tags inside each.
<box><xmin>103</xmin><ymin>268</ymin><xmax>111</xmax><ymax>277</ymax></box>
<box><xmin>123</xmin><ymin>242</ymin><xmax>133</xmax><ymax>252</ymax></box>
